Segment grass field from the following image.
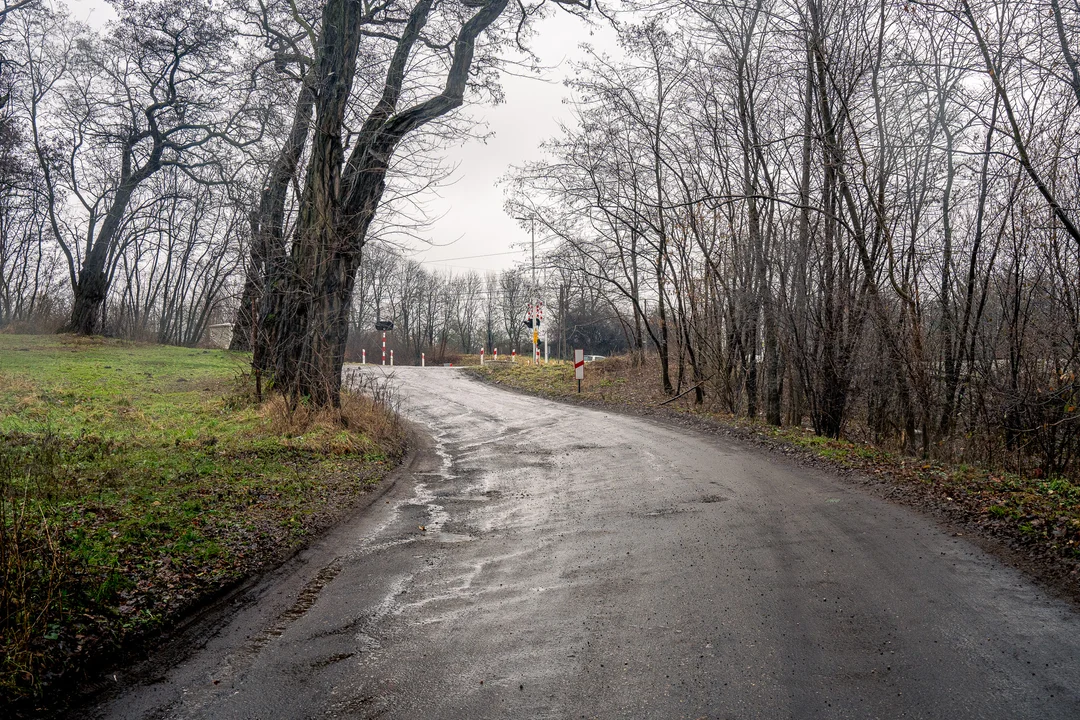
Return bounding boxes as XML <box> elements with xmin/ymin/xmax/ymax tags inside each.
<box><xmin>0</xmin><ymin>335</ymin><xmax>405</xmax><ymax>706</ymax></box>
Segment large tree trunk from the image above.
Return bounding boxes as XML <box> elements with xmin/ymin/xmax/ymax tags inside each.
<box><xmin>258</xmin><ymin>0</ymin><xmax>367</xmax><ymax>401</ymax></box>
<box><xmin>67</xmin><ymin>267</ymin><xmax>109</xmax><ymax>336</ymax></box>
<box><xmin>231</xmin><ymin>81</ymin><xmax>315</xmax><ymax>352</ymax></box>
<box><xmin>64</xmin><ymin>177</ymin><xmax>141</xmax><ymax>335</ymax></box>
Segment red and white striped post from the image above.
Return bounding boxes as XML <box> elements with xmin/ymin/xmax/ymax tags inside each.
<box><xmin>494</xmin><ymin>347</ymin><xmax>498</xmax><ymax>362</ymax></box>
<box><xmin>381</xmin><ymin>331</ymin><xmax>386</xmax><ymax>366</ymax></box>
<box><xmin>422</xmin><ymin>352</ymin><xmax>425</xmax><ymax>367</ymax></box>
<box><xmin>390</xmin><ymin>349</ymin><xmax>394</xmax><ymax>366</ymax></box>
<box><xmin>480</xmin><ymin>347</ymin><xmax>485</xmax><ymax>365</ymax></box>
<box><xmin>511</xmin><ymin>349</ymin><xmax>516</xmax><ymax>362</ymax></box>
<box><xmin>535</xmin><ymin>346</ymin><xmax>540</xmax><ymax>363</ymax></box>
<box><xmin>362</xmin><ymin>349</ymin><xmax>366</xmax><ymax>364</ymax></box>
<box><xmin>574</xmin><ymin>348</ymin><xmax>584</xmax><ymax>393</ymax></box>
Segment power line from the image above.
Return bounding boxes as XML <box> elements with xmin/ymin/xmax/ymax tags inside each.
<box><xmin>414</xmin><ymin>249</ymin><xmax>524</xmax><ymax>263</ymax></box>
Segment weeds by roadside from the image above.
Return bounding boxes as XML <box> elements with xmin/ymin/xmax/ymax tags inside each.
<box><xmin>0</xmin><ymin>336</ymin><xmax>406</xmax><ymax>709</ymax></box>
<box><xmin>0</xmin><ymin>436</ymin><xmax>74</xmax><ymax>698</ymax></box>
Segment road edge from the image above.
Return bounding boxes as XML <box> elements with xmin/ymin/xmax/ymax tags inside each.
<box><xmin>58</xmin><ymin>421</ymin><xmax>430</xmax><ymax>719</ymax></box>
<box><xmin>466</xmin><ymin>368</ymin><xmax>1080</xmax><ymax>610</ymax></box>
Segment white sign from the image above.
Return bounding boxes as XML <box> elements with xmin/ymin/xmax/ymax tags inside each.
<box><xmin>574</xmin><ymin>348</ymin><xmax>584</xmax><ymax>380</ymax></box>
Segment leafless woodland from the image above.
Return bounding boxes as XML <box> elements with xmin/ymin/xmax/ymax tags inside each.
<box><xmin>0</xmin><ymin>0</ymin><xmax>1078</xmax><ymax>476</ymax></box>
<box><xmin>507</xmin><ymin>0</ymin><xmax>1080</xmax><ymax>479</ymax></box>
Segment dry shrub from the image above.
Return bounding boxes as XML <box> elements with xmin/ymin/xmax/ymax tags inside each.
<box><xmin>0</xmin><ymin>437</ymin><xmax>77</xmax><ymax>698</ymax></box>
<box><xmin>594</xmin><ymin>355</ymin><xmax>632</xmax><ymax>375</ymax></box>
<box><xmin>261</xmin><ymin>370</ymin><xmax>405</xmax><ymax>458</ymax></box>
<box><xmin>0</xmin><ymin>318</ymin><xmax>64</xmax><ymax>335</ymax></box>
<box><xmin>432</xmin><ymin>351</ymin><xmax>462</xmax><ymax>366</ymax></box>
<box><xmin>221</xmin><ymin>369</ymin><xmax>262</xmax><ymax>411</ymax></box>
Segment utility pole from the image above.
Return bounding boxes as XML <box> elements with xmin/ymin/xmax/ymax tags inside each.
<box><xmin>516</xmin><ymin>215</ymin><xmax>539</xmax><ymax>365</ymax></box>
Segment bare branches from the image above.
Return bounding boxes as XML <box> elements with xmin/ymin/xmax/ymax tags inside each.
<box><xmin>507</xmin><ymin>0</ymin><xmax>1080</xmax><ymax>473</ymax></box>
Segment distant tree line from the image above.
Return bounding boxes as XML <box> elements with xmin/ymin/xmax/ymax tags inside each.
<box><xmin>0</xmin><ymin>0</ymin><xmax>593</xmax><ymax>402</ymax></box>
<box><xmin>343</xmin><ymin>244</ymin><xmax>628</xmax><ymax>364</ymax></box>
<box><xmin>0</xmin><ymin>0</ymin><xmax>256</xmax><ymax>343</ymax></box>
<box><xmin>507</xmin><ymin>0</ymin><xmax>1080</xmax><ymax>478</ymax></box>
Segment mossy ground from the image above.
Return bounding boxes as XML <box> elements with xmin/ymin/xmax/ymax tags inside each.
<box><xmin>0</xmin><ymin>335</ymin><xmax>405</xmax><ymax>707</ymax></box>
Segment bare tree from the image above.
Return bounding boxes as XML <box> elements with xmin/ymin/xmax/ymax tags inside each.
<box><xmin>253</xmin><ymin>0</ymin><xmax>595</xmax><ymax>406</ymax></box>
<box><xmin>20</xmin><ymin>1</ymin><xmax>257</xmax><ymax>335</ymax></box>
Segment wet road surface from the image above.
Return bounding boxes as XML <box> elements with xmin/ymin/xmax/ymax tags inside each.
<box><xmin>86</xmin><ymin>366</ymin><xmax>1080</xmax><ymax>719</ymax></box>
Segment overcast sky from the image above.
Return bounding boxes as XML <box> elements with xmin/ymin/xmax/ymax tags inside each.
<box><xmin>64</xmin><ymin>0</ymin><xmax>615</xmax><ymax>276</ymax></box>
<box><xmin>406</xmin><ymin>13</ymin><xmax>617</xmax><ymax>276</ymax></box>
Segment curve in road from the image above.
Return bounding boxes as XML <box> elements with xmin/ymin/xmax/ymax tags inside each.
<box><xmin>85</xmin><ymin>367</ymin><xmax>1080</xmax><ymax>719</ymax></box>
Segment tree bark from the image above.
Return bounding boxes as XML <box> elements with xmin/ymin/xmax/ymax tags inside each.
<box><xmin>232</xmin><ymin>78</ymin><xmax>315</xmax><ymax>352</ymax></box>
<box><xmin>257</xmin><ymin>0</ymin><xmax>510</xmax><ymax>405</ymax></box>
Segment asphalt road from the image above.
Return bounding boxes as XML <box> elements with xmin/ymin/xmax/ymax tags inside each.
<box><xmin>85</xmin><ymin>366</ymin><xmax>1080</xmax><ymax>719</ymax></box>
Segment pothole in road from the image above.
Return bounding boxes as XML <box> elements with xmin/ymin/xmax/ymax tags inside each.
<box><xmin>422</xmin><ymin>517</ymin><xmax>476</xmax><ymax>543</ymax></box>
<box><xmin>439</xmin><ymin>520</ymin><xmax>480</xmax><ymax>537</ymax></box>
<box><xmin>701</xmin><ymin>494</ymin><xmax>730</xmax><ymax>503</ymax></box>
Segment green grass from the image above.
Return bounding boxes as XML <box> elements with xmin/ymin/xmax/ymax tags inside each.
<box><xmin>472</xmin><ymin>360</ymin><xmax>586</xmax><ymax>397</ymax></box>
<box><xmin>0</xmin><ymin>335</ymin><xmax>404</xmax><ymax>705</ymax></box>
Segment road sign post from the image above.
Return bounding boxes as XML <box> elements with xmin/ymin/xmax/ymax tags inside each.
<box><xmin>574</xmin><ymin>348</ymin><xmax>584</xmax><ymax>393</ymax></box>
<box><xmin>374</xmin><ymin>320</ymin><xmax>394</xmax><ymax>366</ymax></box>
<box><xmin>532</xmin><ymin>316</ymin><xmax>538</xmax><ymax>365</ymax></box>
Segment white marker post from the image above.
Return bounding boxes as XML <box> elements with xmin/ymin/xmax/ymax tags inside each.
<box><xmin>362</xmin><ymin>349</ymin><xmax>366</xmax><ymax>364</ymax></box>
<box><xmin>480</xmin><ymin>347</ymin><xmax>485</xmax><ymax>365</ymax></box>
<box><xmin>390</xmin><ymin>349</ymin><xmax>394</xmax><ymax>366</ymax></box>
<box><xmin>494</xmin><ymin>347</ymin><xmax>498</xmax><ymax>362</ymax></box>
<box><xmin>574</xmin><ymin>348</ymin><xmax>584</xmax><ymax>393</ymax></box>
<box><xmin>422</xmin><ymin>352</ymin><xmax>425</xmax><ymax>367</ymax></box>
<box><xmin>512</xmin><ymin>349</ymin><xmax>516</xmax><ymax>362</ymax></box>
<box><xmin>538</xmin><ymin>300</ymin><xmax>547</xmax><ymax>364</ymax></box>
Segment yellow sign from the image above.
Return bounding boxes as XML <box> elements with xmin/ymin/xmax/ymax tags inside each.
<box><xmin>533</xmin><ymin>329</ymin><xmax>539</xmax><ymax>344</ymax></box>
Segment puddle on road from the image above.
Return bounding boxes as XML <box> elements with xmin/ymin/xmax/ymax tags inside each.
<box><xmin>349</xmin><ymin>423</ymin><xmax>471</xmax><ymax>557</ymax></box>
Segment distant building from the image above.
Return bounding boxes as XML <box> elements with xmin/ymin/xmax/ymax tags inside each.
<box><xmin>207</xmin><ymin>323</ymin><xmax>233</xmax><ymax>349</ymax></box>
